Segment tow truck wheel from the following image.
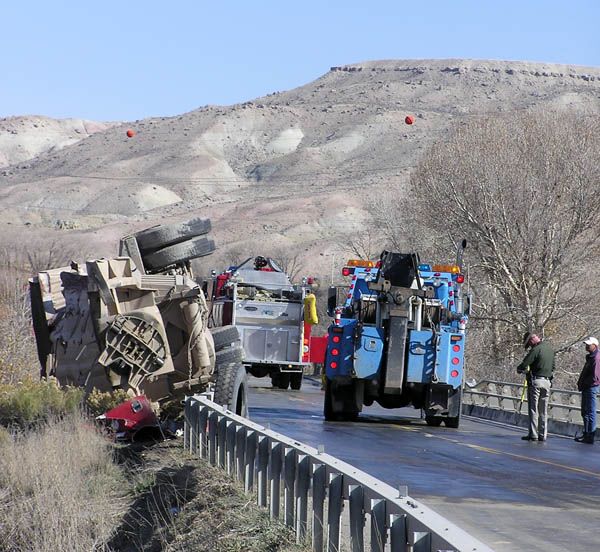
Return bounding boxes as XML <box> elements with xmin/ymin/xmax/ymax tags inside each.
<box><xmin>271</xmin><ymin>373</ymin><xmax>280</xmax><ymax>388</ymax></box>
<box><xmin>324</xmin><ymin>379</ymin><xmax>335</xmax><ymax>421</ymax></box>
<box><xmin>214</xmin><ymin>362</ymin><xmax>248</xmax><ymax>417</ymax></box>
<box><xmin>277</xmin><ymin>373</ymin><xmax>290</xmax><ymax>390</ymax></box>
<box><xmin>425</xmin><ymin>416</ymin><xmax>443</xmax><ymax>427</ymax></box>
<box><xmin>290</xmin><ymin>373</ymin><xmax>302</xmax><ymax>390</ymax></box>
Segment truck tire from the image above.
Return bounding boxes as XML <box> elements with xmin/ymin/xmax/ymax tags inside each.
<box><xmin>324</xmin><ymin>380</ymin><xmax>360</xmax><ymax>421</ymax></box>
<box><xmin>215</xmin><ymin>345</ymin><xmax>244</xmax><ymax>367</ymax></box>
<box><xmin>214</xmin><ymin>362</ymin><xmax>248</xmax><ymax>417</ymax></box>
<box><xmin>210</xmin><ymin>325</ymin><xmax>240</xmax><ymax>352</ymax></box>
<box><xmin>290</xmin><ymin>373</ymin><xmax>302</xmax><ymax>390</ymax></box>
<box><xmin>277</xmin><ymin>373</ymin><xmax>290</xmax><ymax>390</ymax></box>
<box><xmin>444</xmin><ymin>415</ymin><xmax>460</xmax><ymax>428</ymax></box>
<box><xmin>271</xmin><ymin>373</ymin><xmax>281</xmax><ymax>388</ymax></box>
<box><xmin>134</xmin><ymin>218</ymin><xmax>211</xmax><ymax>253</ymax></box>
<box><xmin>324</xmin><ymin>379</ymin><xmax>335</xmax><ymax>421</ymax></box>
<box><xmin>143</xmin><ymin>237</ymin><xmax>215</xmax><ymax>271</ymax></box>
<box><xmin>425</xmin><ymin>416</ymin><xmax>443</xmax><ymax>427</ymax></box>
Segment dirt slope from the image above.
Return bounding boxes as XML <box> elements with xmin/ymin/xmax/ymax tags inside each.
<box><xmin>0</xmin><ymin>115</ymin><xmax>118</xmax><ymax>168</ymax></box>
<box><xmin>1</xmin><ymin>59</ymin><xmax>599</xmax><ymax>273</ymax></box>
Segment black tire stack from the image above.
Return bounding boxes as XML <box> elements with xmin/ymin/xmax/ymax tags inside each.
<box><xmin>211</xmin><ymin>325</ymin><xmax>248</xmax><ymax>418</ymax></box>
<box><xmin>132</xmin><ymin>217</ymin><xmax>215</xmax><ymax>273</ymax></box>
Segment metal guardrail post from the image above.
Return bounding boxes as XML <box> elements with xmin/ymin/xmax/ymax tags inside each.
<box><xmin>208</xmin><ymin>410</ymin><xmax>218</xmax><ymax>465</ymax></box>
<box><xmin>284</xmin><ymin>447</ymin><xmax>297</xmax><ymax>527</ymax></box>
<box><xmin>270</xmin><ymin>442</ymin><xmax>283</xmax><ymax>520</ymax></box>
<box><xmin>327</xmin><ymin>473</ymin><xmax>343</xmax><ymax>552</ymax></box>
<box><xmin>226</xmin><ymin>420</ymin><xmax>236</xmax><ymax>476</ymax></box>
<box><xmin>390</xmin><ymin>514</ymin><xmax>408</xmax><ymax>552</ymax></box>
<box><xmin>257</xmin><ymin>435</ymin><xmax>269</xmax><ymax>507</ymax></box>
<box><xmin>296</xmin><ymin>454</ymin><xmax>310</xmax><ymax>542</ymax></box>
<box><xmin>312</xmin><ymin>463</ymin><xmax>326</xmax><ymax>552</ymax></box>
<box><xmin>198</xmin><ymin>406</ymin><xmax>208</xmax><ymax>459</ymax></box>
<box><xmin>217</xmin><ymin>415</ymin><xmax>227</xmax><ymax>469</ymax></box>
<box><xmin>370</xmin><ymin>498</ymin><xmax>387</xmax><ymax>552</ymax></box>
<box><xmin>183</xmin><ymin>398</ymin><xmax>191</xmax><ymax>451</ymax></box>
<box><xmin>245</xmin><ymin>430</ymin><xmax>257</xmax><ymax>493</ymax></box>
<box><xmin>412</xmin><ymin>531</ymin><xmax>431</xmax><ymax>552</ymax></box>
<box><xmin>235</xmin><ymin>426</ymin><xmax>246</xmax><ymax>481</ymax></box>
<box><xmin>349</xmin><ymin>484</ymin><xmax>365</xmax><ymax>552</ymax></box>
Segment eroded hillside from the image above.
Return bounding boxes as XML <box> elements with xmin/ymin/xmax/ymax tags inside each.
<box><xmin>1</xmin><ymin>59</ymin><xmax>599</xmax><ymax>273</ymax></box>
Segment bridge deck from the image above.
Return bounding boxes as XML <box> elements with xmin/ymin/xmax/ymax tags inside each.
<box><xmin>248</xmin><ymin>376</ymin><xmax>600</xmax><ymax>552</ymax></box>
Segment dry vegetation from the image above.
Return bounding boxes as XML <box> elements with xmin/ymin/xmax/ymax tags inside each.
<box><xmin>0</xmin><ymin>401</ymin><xmax>308</xmax><ymax>552</ymax></box>
<box><xmin>0</xmin><ymin>414</ymin><xmax>125</xmax><ymax>552</ymax></box>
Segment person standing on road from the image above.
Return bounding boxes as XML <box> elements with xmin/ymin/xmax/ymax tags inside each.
<box><xmin>517</xmin><ymin>332</ymin><xmax>555</xmax><ymax>441</ymax></box>
<box><xmin>575</xmin><ymin>336</ymin><xmax>600</xmax><ymax>444</ymax></box>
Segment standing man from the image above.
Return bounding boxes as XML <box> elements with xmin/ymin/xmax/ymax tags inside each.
<box><xmin>575</xmin><ymin>336</ymin><xmax>600</xmax><ymax>444</ymax></box>
<box><xmin>517</xmin><ymin>332</ymin><xmax>555</xmax><ymax>441</ymax></box>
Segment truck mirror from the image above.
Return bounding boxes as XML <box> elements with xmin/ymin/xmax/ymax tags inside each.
<box><xmin>327</xmin><ymin>286</ymin><xmax>337</xmax><ymax>317</ymax></box>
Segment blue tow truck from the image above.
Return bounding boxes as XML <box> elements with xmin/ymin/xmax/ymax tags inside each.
<box><xmin>323</xmin><ymin>245</ymin><xmax>470</xmax><ymax>427</ymax></box>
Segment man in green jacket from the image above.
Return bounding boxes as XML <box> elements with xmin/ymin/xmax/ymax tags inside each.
<box><xmin>517</xmin><ymin>332</ymin><xmax>556</xmax><ymax>441</ymax></box>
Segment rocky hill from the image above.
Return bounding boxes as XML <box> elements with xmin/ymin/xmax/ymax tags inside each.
<box><xmin>1</xmin><ymin>59</ymin><xmax>599</xmax><ymax>274</ymax></box>
<box><xmin>0</xmin><ymin>115</ymin><xmax>117</xmax><ymax>168</ymax></box>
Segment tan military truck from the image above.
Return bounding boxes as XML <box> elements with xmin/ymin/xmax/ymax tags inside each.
<box><xmin>29</xmin><ymin>218</ymin><xmax>248</xmax><ymax>419</ymax></box>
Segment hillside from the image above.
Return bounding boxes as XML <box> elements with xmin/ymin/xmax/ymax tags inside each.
<box><xmin>1</xmin><ymin>59</ymin><xmax>599</xmax><ymax>274</ymax></box>
<box><xmin>0</xmin><ymin>115</ymin><xmax>117</xmax><ymax>168</ymax></box>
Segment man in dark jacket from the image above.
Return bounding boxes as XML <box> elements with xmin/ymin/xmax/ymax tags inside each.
<box><xmin>575</xmin><ymin>336</ymin><xmax>600</xmax><ymax>444</ymax></box>
<box><xmin>517</xmin><ymin>332</ymin><xmax>555</xmax><ymax>441</ymax></box>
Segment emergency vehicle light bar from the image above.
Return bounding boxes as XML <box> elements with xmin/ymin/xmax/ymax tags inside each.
<box><xmin>346</xmin><ymin>259</ymin><xmax>377</xmax><ymax>268</ymax></box>
<box><xmin>431</xmin><ymin>264</ymin><xmax>461</xmax><ymax>274</ymax></box>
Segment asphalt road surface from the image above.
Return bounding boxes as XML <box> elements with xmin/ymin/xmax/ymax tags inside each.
<box><xmin>247</xmin><ymin>376</ymin><xmax>600</xmax><ymax>552</ymax></box>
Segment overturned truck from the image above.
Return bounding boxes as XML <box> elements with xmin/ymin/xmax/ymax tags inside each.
<box><xmin>29</xmin><ymin>218</ymin><xmax>248</xmax><ymax>422</ymax></box>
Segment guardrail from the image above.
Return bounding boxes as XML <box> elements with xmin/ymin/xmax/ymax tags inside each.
<box><xmin>461</xmin><ymin>379</ymin><xmax>597</xmax><ymax>424</ymax></box>
<box><xmin>184</xmin><ymin>395</ymin><xmax>492</xmax><ymax>552</ymax></box>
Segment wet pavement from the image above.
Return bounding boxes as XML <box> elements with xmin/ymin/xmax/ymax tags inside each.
<box><xmin>248</xmin><ymin>376</ymin><xmax>600</xmax><ymax>552</ymax></box>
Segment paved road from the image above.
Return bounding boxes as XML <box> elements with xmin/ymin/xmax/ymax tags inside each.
<box><xmin>247</xmin><ymin>376</ymin><xmax>600</xmax><ymax>552</ymax></box>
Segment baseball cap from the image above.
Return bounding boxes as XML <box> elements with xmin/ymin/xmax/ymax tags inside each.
<box><xmin>583</xmin><ymin>336</ymin><xmax>599</xmax><ymax>347</ymax></box>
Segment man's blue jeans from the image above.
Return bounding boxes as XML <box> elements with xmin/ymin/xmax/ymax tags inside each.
<box><xmin>581</xmin><ymin>385</ymin><xmax>599</xmax><ymax>437</ymax></box>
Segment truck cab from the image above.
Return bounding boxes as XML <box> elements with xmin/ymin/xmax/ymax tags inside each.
<box><xmin>323</xmin><ymin>249</ymin><xmax>470</xmax><ymax>426</ymax></box>
<box><xmin>211</xmin><ymin>256</ymin><xmax>314</xmax><ymax>390</ymax></box>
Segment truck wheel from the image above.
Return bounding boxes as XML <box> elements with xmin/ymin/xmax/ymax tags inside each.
<box><xmin>290</xmin><ymin>373</ymin><xmax>302</xmax><ymax>390</ymax></box>
<box><xmin>215</xmin><ymin>345</ymin><xmax>244</xmax><ymax>367</ymax></box>
<box><xmin>425</xmin><ymin>416</ymin><xmax>443</xmax><ymax>427</ymax></box>
<box><xmin>444</xmin><ymin>415</ymin><xmax>460</xmax><ymax>428</ymax></box>
<box><xmin>214</xmin><ymin>362</ymin><xmax>248</xmax><ymax>417</ymax></box>
<box><xmin>134</xmin><ymin>218</ymin><xmax>211</xmax><ymax>253</ymax></box>
<box><xmin>277</xmin><ymin>373</ymin><xmax>290</xmax><ymax>390</ymax></box>
<box><xmin>142</xmin><ymin>237</ymin><xmax>215</xmax><ymax>272</ymax></box>
<box><xmin>210</xmin><ymin>325</ymin><xmax>240</xmax><ymax>352</ymax></box>
<box><xmin>271</xmin><ymin>373</ymin><xmax>281</xmax><ymax>388</ymax></box>
<box><xmin>324</xmin><ymin>379</ymin><xmax>335</xmax><ymax>421</ymax></box>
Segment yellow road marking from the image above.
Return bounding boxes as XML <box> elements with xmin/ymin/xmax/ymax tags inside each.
<box><xmin>390</xmin><ymin>426</ymin><xmax>600</xmax><ymax>479</ymax></box>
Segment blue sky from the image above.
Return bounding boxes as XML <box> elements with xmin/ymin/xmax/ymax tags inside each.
<box><xmin>1</xmin><ymin>1</ymin><xmax>598</xmax><ymax>121</ymax></box>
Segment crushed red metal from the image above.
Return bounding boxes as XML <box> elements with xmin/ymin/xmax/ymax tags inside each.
<box><xmin>100</xmin><ymin>395</ymin><xmax>159</xmax><ymax>439</ymax></box>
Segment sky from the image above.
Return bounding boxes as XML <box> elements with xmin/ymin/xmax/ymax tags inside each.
<box><xmin>1</xmin><ymin>1</ymin><xmax>599</xmax><ymax>121</ymax></box>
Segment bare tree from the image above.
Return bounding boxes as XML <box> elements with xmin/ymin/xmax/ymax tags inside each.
<box><xmin>335</xmin><ymin>223</ymin><xmax>386</xmax><ymax>260</ymax></box>
<box><xmin>406</xmin><ymin>108</ymin><xmax>600</xmax><ymax>376</ymax></box>
<box><xmin>267</xmin><ymin>247</ymin><xmax>304</xmax><ymax>283</ymax></box>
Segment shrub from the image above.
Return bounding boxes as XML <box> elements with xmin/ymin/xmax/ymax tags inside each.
<box><xmin>0</xmin><ymin>378</ymin><xmax>83</xmax><ymax>428</ymax></box>
<box><xmin>85</xmin><ymin>388</ymin><xmax>130</xmax><ymax>417</ymax></box>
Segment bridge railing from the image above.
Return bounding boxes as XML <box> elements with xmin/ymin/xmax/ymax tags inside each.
<box><xmin>462</xmin><ymin>380</ymin><xmax>599</xmax><ymax>431</ymax></box>
<box><xmin>184</xmin><ymin>394</ymin><xmax>493</xmax><ymax>552</ymax></box>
